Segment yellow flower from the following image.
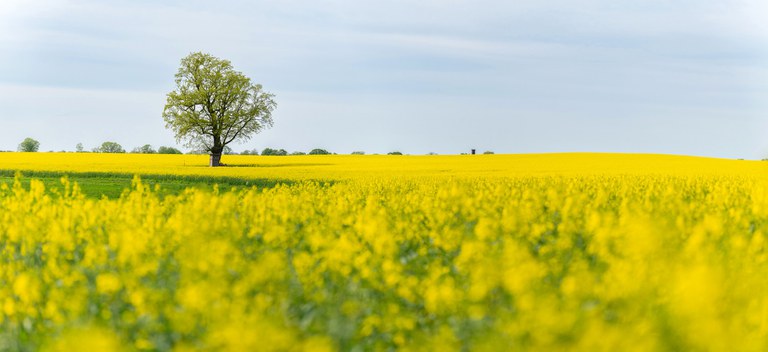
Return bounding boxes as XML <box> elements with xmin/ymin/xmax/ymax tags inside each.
<box><xmin>96</xmin><ymin>273</ymin><xmax>122</xmax><ymax>295</ymax></box>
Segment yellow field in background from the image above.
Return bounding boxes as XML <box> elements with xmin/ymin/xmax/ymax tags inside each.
<box><xmin>2</xmin><ymin>153</ymin><xmax>768</xmax><ymax>350</ymax></box>
<box><xmin>2</xmin><ymin>152</ymin><xmax>767</xmax><ymax>179</ymax></box>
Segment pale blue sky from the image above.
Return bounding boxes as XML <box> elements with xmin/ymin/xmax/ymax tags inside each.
<box><xmin>1</xmin><ymin>0</ymin><xmax>767</xmax><ymax>157</ymax></box>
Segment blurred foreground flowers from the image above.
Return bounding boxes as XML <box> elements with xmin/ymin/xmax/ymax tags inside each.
<box><xmin>2</xmin><ymin>173</ymin><xmax>768</xmax><ymax>350</ymax></box>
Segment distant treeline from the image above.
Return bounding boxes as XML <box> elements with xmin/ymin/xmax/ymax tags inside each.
<box><xmin>13</xmin><ymin>137</ymin><xmax>495</xmax><ymax>156</ymax></box>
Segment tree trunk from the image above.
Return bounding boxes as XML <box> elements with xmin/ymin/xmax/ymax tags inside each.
<box><xmin>209</xmin><ymin>153</ymin><xmax>222</xmax><ymax>167</ymax></box>
<box><xmin>210</xmin><ymin>140</ymin><xmax>224</xmax><ymax>167</ymax></box>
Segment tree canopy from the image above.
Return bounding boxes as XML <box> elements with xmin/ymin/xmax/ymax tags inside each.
<box><xmin>95</xmin><ymin>141</ymin><xmax>125</xmax><ymax>153</ymax></box>
<box><xmin>309</xmin><ymin>148</ymin><xmax>331</xmax><ymax>155</ymax></box>
<box><xmin>157</xmin><ymin>146</ymin><xmax>182</xmax><ymax>154</ymax></box>
<box><xmin>18</xmin><ymin>138</ymin><xmax>40</xmax><ymax>152</ymax></box>
<box><xmin>261</xmin><ymin>148</ymin><xmax>287</xmax><ymax>156</ymax></box>
<box><xmin>131</xmin><ymin>144</ymin><xmax>156</xmax><ymax>154</ymax></box>
<box><xmin>163</xmin><ymin>52</ymin><xmax>277</xmax><ymax>166</ymax></box>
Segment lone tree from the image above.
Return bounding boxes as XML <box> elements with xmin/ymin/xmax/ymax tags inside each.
<box><xmin>18</xmin><ymin>138</ymin><xmax>40</xmax><ymax>152</ymax></box>
<box><xmin>163</xmin><ymin>52</ymin><xmax>276</xmax><ymax>166</ymax></box>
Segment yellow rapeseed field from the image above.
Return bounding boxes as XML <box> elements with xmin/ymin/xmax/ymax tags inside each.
<box><xmin>3</xmin><ymin>151</ymin><xmax>767</xmax><ymax>179</ymax></box>
<box><xmin>1</xmin><ymin>153</ymin><xmax>768</xmax><ymax>350</ymax></box>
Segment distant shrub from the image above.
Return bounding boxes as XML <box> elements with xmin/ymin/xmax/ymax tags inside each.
<box><xmin>291</xmin><ymin>151</ymin><xmax>307</xmax><ymax>156</ymax></box>
<box><xmin>157</xmin><ymin>146</ymin><xmax>183</xmax><ymax>154</ymax></box>
<box><xmin>309</xmin><ymin>148</ymin><xmax>331</xmax><ymax>155</ymax></box>
<box><xmin>241</xmin><ymin>149</ymin><xmax>259</xmax><ymax>155</ymax></box>
<box><xmin>131</xmin><ymin>144</ymin><xmax>156</xmax><ymax>154</ymax></box>
<box><xmin>94</xmin><ymin>141</ymin><xmax>125</xmax><ymax>153</ymax></box>
<box><xmin>262</xmin><ymin>148</ymin><xmax>288</xmax><ymax>156</ymax></box>
<box><xmin>351</xmin><ymin>151</ymin><xmax>365</xmax><ymax>155</ymax></box>
<box><xmin>387</xmin><ymin>151</ymin><xmax>403</xmax><ymax>155</ymax></box>
<box><xmin>18</xmin><ymin>138</ymin><xmax>40</xmax><ymax>152</ymax></box>
<box><xmin>483</xmin><ymin>151</ymin><xmax>495</xmax><ymax>155</ymax></box>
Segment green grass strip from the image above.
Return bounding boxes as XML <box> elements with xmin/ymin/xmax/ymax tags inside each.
<box><xmin>0</xmin><ymin>169</ymin><xmax>303</xmax><ymax>199</ymax></box>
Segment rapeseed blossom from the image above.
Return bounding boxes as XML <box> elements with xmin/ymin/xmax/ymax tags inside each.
<box><xmin>1</xmin><ymin>154</ymin><xmax>768</xmax><ymax>350</ymax></box>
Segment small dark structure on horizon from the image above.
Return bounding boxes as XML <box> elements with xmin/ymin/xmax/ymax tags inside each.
<box><xmin>471</xmin><ymin>149</ymin><xmax>476</xmax><ymax>155</ymax></box>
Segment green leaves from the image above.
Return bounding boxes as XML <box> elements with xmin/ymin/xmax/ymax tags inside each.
<box><xmin>18</xmin><ymin>138</ymin><xmax>40</xmax><ymax>152</ymax></box>
<box><xmin>163</xmin><ymin>52</ymin><xmax>276</xmax><ymax>161</ymax></box>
